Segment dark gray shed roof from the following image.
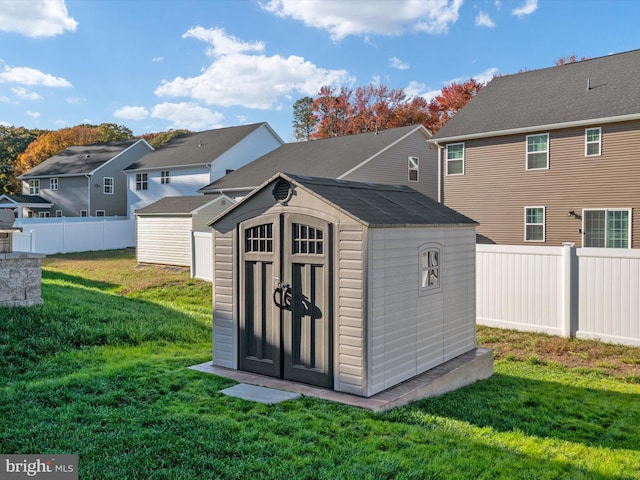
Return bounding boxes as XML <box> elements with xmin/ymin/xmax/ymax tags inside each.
<box><xmin>212</xmin><ymin>172</ymin><xmax>477</xmax><ymax>228</ymax></box>
<box><xmin>20</xmin><ymin>139</ymin><xmax>140</xmax><ymax>178</ymax></box>
<box><xmin>136</xmin><ymin>194</ymin><xmax>223</xmax><ymax>215</ymax></box>
<box><xmin>125</xmin><ymin>123</ymin><xmax>275</xmax><ymax>172</ymax></box>
<box><xmin>201</xmin><ymin>125</ymin><xmax>428</xmax><ymax>193</ymax></box>
<box><xmin>432</xmin><ymin>49</ymin><xmax>640</xmax><ymax>141</ymax></box>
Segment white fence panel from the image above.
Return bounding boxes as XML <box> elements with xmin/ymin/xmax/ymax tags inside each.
<box><xmin>476</xmin><ymin>244</ymin><xmax>566</xmax><ymax>336</ymax></box>
<box><xmin>13</xmin><ymin>219</ymin><xmax>135</xmax><ymax>254</ymax></box>
<box><xmin>192</xmin><ymin>231</ymin><xmax>213</xmax><ymax>282</ymax></box>
<box><xmin>577</xmin><ymin>248</ymin><xmax>640</xmax><ymax>346</ymax></box>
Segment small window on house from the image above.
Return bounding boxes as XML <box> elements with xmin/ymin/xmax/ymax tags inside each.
<box><xmin>526</xmin><ymin>134</ymin><xmax>549</xmax><ymax>170</ymax></box>
<box><xmin>29</xmin><ymin>179</ymin><xmax>40</xmax><ymax>195</ymax></box>
<box><xmin>446</xmin><ymin>143</ymin><xmax>464</xmax><ymax>175</ymax></box>
<box><xmin>585</xmin><ymin>127</ymin><xmax>601</xmax><ymax>156</ymax></box>
<box><xmin>161</xmin><ymin>171</ymin><xmax>170</xmax><ymax>184</ymax></box>
<box><xmin>50</xmin><ymin>178</ymin><xmax>58</xmax><ymax>190</ymax></box>
<box><xmin>80</xmin><ymin>210</ymin><xmax>88</xmax><ymax>217</ymax></box>
<box><xmin>583</xmin><ymin>209</ymin><xmax>630</xmax><ymax>248</ymax></box>
<box><xmin>420</xmin><ymin>244</ymin><xmax>441</xmax><ymax>294</ymax></box>
<box><xmin>136</xmin><ymin>173</ymin><xmax>148</xmax><ymax>191</ymax></box>
<box><xmin>408</xmin><ymin>156</ymin><xmax>419</xmax><ymax>181</ymax></box>
<box><xmin>525</xmin><ymin>207</ymin><xmax>545</xmax><ymax>242</ymax></box>
<box><xmin>103</xmin><ymin>177</ymin><xmax>114</xmax><ymax>194</ymax></box>
<box><xmin>96</xmin><ymin>210</ymin><xmax>105</xmax><ymax>217</ymax></box>
<box><xmin>55</xmin><ymin>210</ymin><xmax>63</xmax><ymax>217</ymax></box>
<box><xmin>38</xmin><ymin>211</ymin><xmax>50</xmax><ymax>218</ymax></box>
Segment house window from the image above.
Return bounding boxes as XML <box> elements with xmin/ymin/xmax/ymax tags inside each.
<box><xmin>80</xmin><ymin>210</ymin><xmax>88</xmax><ymax>217</ymax></box>
<box><xmin>408</xmin><ymin>156</ymin><xmax>419</xmax><ymax>181</ymax></box>
<box><xmin>446</xmin><ymin>143</ymin><xmax>464</xmax><ymax>175</ymax></box>
<box><xmin>420</xmin><ymin>244</ymin><xmax>441</xmax><ymax>294</ymax></box>
<box><xmin>29</xmin><ymin>179</ymin><xmax>40</xmax><ymax>195</ymax></box>
<box><xmin>50</xmin><ymin>178</ymin><xmax>58</xmax><ymax>190</ymax></box>
<box><xmin>525</xmin><ymin>207</ymin><xmax>545</xmax><ymax>242</ymax></box>
<box><xmin>55</xmin><ymin>210</ymin><xmax>63</xmax><ymax>217</ymax></box>
<box><xmin>585</xmin><ymin>127</ymin><xmax>601</xmax><ymax>156</ymax></box>
<box><xmin>583</xmin><ymin>209</ymin><xmax>630</xmax><ymax>248</ymax></box>
<box><xmin>136</xmin><ymin>173</ymin><xmax>148</xmax><ymax>191</ymax></box>
<box><xmin>103</xmin><ymin>177</ymin><xmax>114</xmax><ymax>194</ymax></box>
<box><xmin>38</xmin><ymin>211</ymin><xmax>50</xmax><ymax>218</ymax></box>
<box><xmin>526</xmin><ymin>134</ymin><xmax>549</xmax><ymax>170</ymax></box>
<box><xmin>161</xmin><ymin>171</ymin><xmax>170</xmax><ymax>184</ymax></box>
<box><xmin>96</xmin><ymin>210</ymin><xmax>105</xmax><ymax>217</ymax></box>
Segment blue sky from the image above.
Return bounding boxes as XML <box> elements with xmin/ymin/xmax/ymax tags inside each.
<box><xmin>1</xmin><ymin>0</ymin><xmax>639</xmax><ymax>141</ymax></box>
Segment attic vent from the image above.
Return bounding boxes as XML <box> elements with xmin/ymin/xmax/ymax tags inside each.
<box><xmin>273</xmin><ymin>179</ymin><xmax>293</xmax><ymax>204</ymax></box>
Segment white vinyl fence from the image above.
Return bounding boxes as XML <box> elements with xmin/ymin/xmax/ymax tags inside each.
<box><xmin>13</xmin><ymin>218</ymin><xmax>135</xmax><ymax>255</ymax></box>
<box><xmin>477</xmin><ymin>244</ymin><xmax>640</xmax><ymax>347</ymax></box>
<box><xmin>191</xmin><ymin>231</ymin><xmax>213</xmax><ymax>281</ymax></box>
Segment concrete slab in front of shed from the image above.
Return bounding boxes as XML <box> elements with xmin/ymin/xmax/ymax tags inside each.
<box><xmin>191</xmin><ymin>347</ymin><xmax>493</xmax><ymax>412</ymax></box>
<box><xmin>220</xmin><ymin>383</ymin><xmax>301</xmax><ymax>404</ymax></box>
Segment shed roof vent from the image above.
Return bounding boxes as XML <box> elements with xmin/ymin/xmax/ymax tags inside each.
<box><xmin>273</xmin><ymin>179</ymin><xmax>293</xmax><ymax>204</ymax></box>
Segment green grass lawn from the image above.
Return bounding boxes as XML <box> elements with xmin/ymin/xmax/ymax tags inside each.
<box><xmin>1</xmin><ymin>250</ymin><xmax>639</xmax><ymax>479</ymax></box>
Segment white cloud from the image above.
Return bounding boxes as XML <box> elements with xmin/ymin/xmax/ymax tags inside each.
<box><xmin>150</xmin><ymin>102</ymin><xmax>225</xmax><ymax>130</ymax></box>
<box><xmin>114</xmin><ymin>106</ymin><xmax>150</xmax><ymax>121</ymax></box>
<box><xmin>26</xmin><ymin>110</ymin><xmax>40</xmax><ymax>118</ymax></box>
<box><xmin>512</xmin><ymin>0</ymin><xmax>538</xmax><ymax>17</ymax></box>
<box><xmin>155</xmin><ymin>27</ymin><xmax>353</xmax><ymax>110</ymax></box>
<box><xmin>389</xmin><ymin>56</ymin><xmax>410</xmax><ymax>70</ymax></box>
<box><xmin>11</xmin><ymin>87</ymin><xmax>42</xmax><ymax>100</ymax></box>
<box><xmin>476</xmin><ymin>11</ymin><xmax>496</xmax><ymax>27</ymax></box>
<box><xmin>0</xmin><ymin>66</ymin><xmax>72</xmax><ymax>87</ymax></box>
<box><xmin>262</xmin><ymin>0</ymin><xmax>463</xmax><ymax>41</ymax></box>
<box><xmin>0</xmin><ymin>0</ymin><xmax>77</xmax><ymax>37</ymax></box>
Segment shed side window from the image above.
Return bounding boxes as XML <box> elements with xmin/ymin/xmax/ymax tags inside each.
<box><xmin>420</xmin><ymin>244</ymin><xmax>441</xmax><ymax>294</ymax></box>
<box><xmin>245</xmin><ymin>223</ymin><xmax>273</xmax><ymax>253</ymax></box>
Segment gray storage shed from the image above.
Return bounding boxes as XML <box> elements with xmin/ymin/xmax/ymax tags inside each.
<box><xmin>210</xmin><ymin>173</ymin><xmax>481</xmax><ymax>397</ymax></box>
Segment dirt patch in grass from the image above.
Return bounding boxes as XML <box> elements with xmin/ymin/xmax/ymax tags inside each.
<box><xmin>478</xmin><ymin>326</ymin><xmax>640</xmax><ymax>381</ymax></box>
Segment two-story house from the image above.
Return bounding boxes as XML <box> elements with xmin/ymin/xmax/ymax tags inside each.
<box><xmin>430</xmin><ymin>49</ymin><xmax>640</xmax><ymax>248</ymax></box>
<box><xmin>18</xmin><ymin>139</ymin><xmax>153</xmax><ymax>218</ymax></box>
<box><xmin>124</xmin><ymin>122</ymin><xmax>283</xmax><ymax>218</ymax></box>
<box><xmin>199</xmin><ymin>124</ymin><xmax>438</xmax><ymax>201</ymax></box>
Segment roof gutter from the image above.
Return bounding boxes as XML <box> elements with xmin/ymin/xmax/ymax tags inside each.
<box><xmin>429</xmin><ymin>113</ymin><xmax>640</xmax><ymax>144</ymax></box>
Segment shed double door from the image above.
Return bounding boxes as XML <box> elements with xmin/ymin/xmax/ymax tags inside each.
<box><xmin>239</xmin><ymin>213</ymin><xmax>333</xmax><ymax>388</ymax></box>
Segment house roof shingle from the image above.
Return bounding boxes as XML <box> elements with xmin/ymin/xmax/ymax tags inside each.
<box><xmin>200</xmin><ymin>125</ymin><xmax>427</xmax><ymax>193</ymax></box>
<box><xmin>135</xmin><ymin>195</ymin><xmax>222</xmax><ymax>215</ymax></box>
<box><xmin>20</xmin><ymin>139</ymin><xmax>140</xmax><ymax>178</ymax></box>
<box><xmin>212</xmin><ymin>172</ymin><xmax>477</xmax><ymax>228</ymax></box>
<box><xmin>432</xmin><ymin>49</ymin><xmax>640</xmax><ymax>141</ymax></box>
<box><xmin>124</xmin><ymin>123</ymin><xmax>273</xmax><ymax>172</ymax></box>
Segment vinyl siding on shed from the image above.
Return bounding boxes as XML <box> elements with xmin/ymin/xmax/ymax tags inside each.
<box><xmin>136</xmin><ymin>216</ymin><xmax>193</xmax><ymax>266</ymax></box>
<box><xmin>367</xmin><ymin>226</ymin><xmax>476</xmax><ymax>396</ymax></box>
<box><xmin>443</xmin><ymin>120</ymin><xmax>640</xmax><ymax>247</ymax></box>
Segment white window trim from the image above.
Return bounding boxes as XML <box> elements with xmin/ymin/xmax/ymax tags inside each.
<box><xmin>581</xmin><ymin>208</ymin><xmax>632</xmax><ymax>249</ymax></box>
<box><xmin>446</xmin><ymin>143</ymin><xmax>465</xmax><ymax>176</ymax></box>
<box><xmin>525</xmin><ymin>133</ymin><xmax>549</xmax><ymax>170</ymax></box>
<box><xmin>585</xmin><ymin>127</ymin><xmax>602</xmax><ymax>157</ymax></box>
<box><xmin>50</xmin><ymin>178</ymin><xmax>58</xmax><ymax>190</ymax></box>
<box><xmin>408</xmin><ymin>156</ymin><xmax>419</xmax><ymax>182</ymax></box>
<box><xmin>103</xmin><ymin>177</ymin><xmax>114</xmax><ymax>195</ymax></box>
<box><xmin>524</xmin><ymin>206</ymin><xmax>546</xmax><ymax>242</ymax></box>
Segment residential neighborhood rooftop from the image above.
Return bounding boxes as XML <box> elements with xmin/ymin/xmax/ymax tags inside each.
<box><xmin>432</xmin><ymin>48</ymin><xmax>640</xmax><ymax>141</ymax></box>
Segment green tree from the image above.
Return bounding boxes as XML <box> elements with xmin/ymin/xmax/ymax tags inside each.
<box><xmin>292</xmin><ymin>97</ymin><xmax>316</xmax><ymax>141</ymax></box>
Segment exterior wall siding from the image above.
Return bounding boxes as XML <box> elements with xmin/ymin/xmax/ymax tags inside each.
<box><xmin>341</xmin><ymin>129</ymin><xmax>438</xmax><ymax>200</ymax></box>
<box><xmin>367</xmin><ymin>225</ymin><xmax>476</xmax><ymax>396</ymax></box>
<box><xmin>442</xmin><ymin>120</ymin><xmax>640</xmax><ymax>247</ymax></box>
<box><xmin>136</xmin><ymin>216</ymin><xmax>193</xmax><ymax>266</ymax></box>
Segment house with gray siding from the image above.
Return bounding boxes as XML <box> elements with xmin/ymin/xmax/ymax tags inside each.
<box><xmin>125</xmin><ymin>123</ymin><xmax>283</xmax><ymax>218</ymax></box>
<box><xmin>17</xmin><ymin>139</ymin><xmax>152</xmax><ymax>218</ymax></box>
<box><xmin>430</xmin><ymin>48</ymin><xmax>640</xmax><ymax>248</ymax></box>
<box><xmin>209</xmin><ymin>172</ymin><xmax>490</xmax><ymax>397</ymax></box>
<box><xmin>200</xmin><ymin>124</ymin><xmax>438</xmax><ymax>201</ymax></box>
